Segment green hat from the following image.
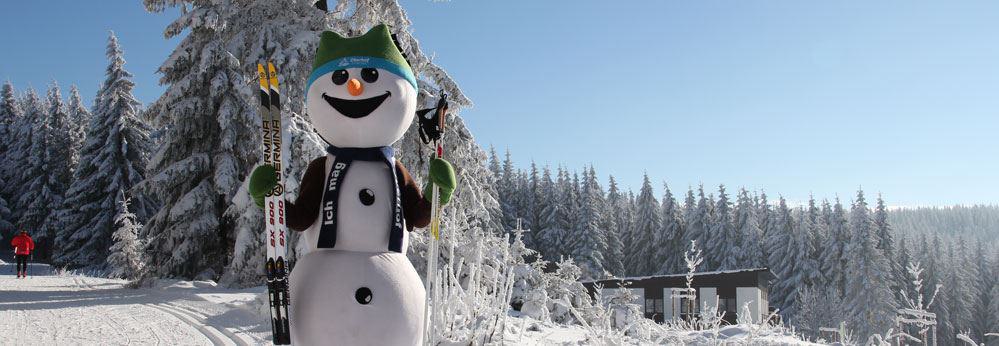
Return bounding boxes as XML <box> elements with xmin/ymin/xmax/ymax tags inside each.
<box><xmin>308</xmin><ymin>24</ymin><xmax>417</xmax><ymax>90</ymax></box>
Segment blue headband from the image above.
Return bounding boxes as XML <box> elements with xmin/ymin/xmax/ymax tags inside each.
<box><xmin>307</xmin><ymin>56</ymin><xmax>418</xmax><ymax>92</ymax></box>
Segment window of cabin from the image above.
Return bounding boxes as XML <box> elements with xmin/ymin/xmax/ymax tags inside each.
<box><xmin>679</xmin><ymin>296</ymin><xmax>698</xmax><ymax>321</ymax></box>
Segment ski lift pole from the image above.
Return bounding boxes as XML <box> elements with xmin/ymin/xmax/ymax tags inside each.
<box><xmin>420</xmin><ymin>90</ymin><xmax>449</xmax><ymax>346</ymax></box>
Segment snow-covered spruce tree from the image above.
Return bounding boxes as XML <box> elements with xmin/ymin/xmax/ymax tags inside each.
<box><xmin>497</xmin><ymin>150</ymin><xmax>519</xmax><ymax>231</ymax></box>
<box><xmin>0</xmin><ymin>195</ymin><xmax>13</xmax><ymax>237</ymax></box>
<box><xmin>533</xmin><ymin>166</ymin><xmax>557</xmax><ymax>259</ymax></box>
<box><xmin>573</xmin><ymin>166</ymin><xmax>607</xmax><ymax>279</ymax></box>
<box><xmin>815</xmin><ymin>199</ymin><xmax>833</xmax><ymax>285</ymax></box>
<box><xmin>922</xmin><ymin>233</ymin><xmax>953</xmax><ymax>342</ymax></box>
<box><xmin>487</xmin><ymin>145</ymin><xmax>500</xmax><ymax>179</ymax></box>
<box><xmin>944</xmin><ymin>239</ymin><xmax>973</xmax><ymax>345</ymax></box>
<box><xmin>842</xmin><ymin>189</ymin><xmax>896</xmax><ymax>339</ymax></box>
<box><xmin>52</xmin><ymin>32</ymin><xmax>156</xmax><ymax>269</ymax></box>
<box><xmin>0</xmin><ymin>81</ymin><xmax>22</xmax><ymax>239</ymax></box>
<box><xmin>765</xmin><ymin>196</ymin><xmax>796</xmax><ymax>318</ymax></box>
<box><xmin>686</xmin><ymin>185</ymin><xmax>712</xmax><ymax>270</ymax></box>
<box><xmin>514</xmin><ymin>169</ymin><xmax>534</xmax><ymax>235</ymax></box>
<box><xmin>733</xmin><ymin>188</ymin><xmax>764</xmax><ymax>268</ymax></box>
<box><xmin>141</xmin><ymin>0</ymin><xmax>264</xmax><ymax>279</ymax></box>
<box><xmin>4</xmin><ymin>87</ymin><xmax>37</xmax><ymax>224</ymax></box>
<box><xmin>625</xmin><ymin>174</ymin><xmax>659</xmax><ymax>276</ymax></box>
<box><xmin>524</xmin><ymin>161</ymin><xmax>544</xmax><ymax>247</ymax></box>
<box><xmin>42</xmin><ymin>83</ymin><xmax>75</xmax><ymax>198</ymax></box>
<box><xmin>970</xmin><ymin>242</ymin><xmax>996</xmax><ymax>342</ymax></box>
<box><xmin>873</xmin><ymin>194</ymin><xmax>902</xmax><ymax>305</ymax></box>
<box><xmin>657</xmin><ymin>182</ymin><xmax>684</xmax><ymax>274</ymax></box>
<box><xmin>109</xmin><ymin>193</ymin><xmax>146</xmax><ymax>281</ymax></box>
<box><xmin>756</xmin><ymin>191</ymin><xmax>771</xmax><ymax>236</ymax></box>
<box><xmin>208</xmin><ymin>0</ymin><xmax>330</xmax><ymax>286</ymax></box>
<box><xmin>805</xmin><ymin>196</ymin><xmax>827</xmax><ymax>282</ymax></box>
<box><xmin>773</xmin><ymin>206</ymin><xmax>820</xmax><ymax>321</ymax></box>
<box><xmin>820</xmin><ymin>197</ymin><xmax>850</xmax><ymax>295</ymax></box>
<box><xmin>0</xmin><ymin>82</ymin><xmax>22</xmax><ymax>188</ymax></box>
<box><xmin>799</xmin><ymin>204</ymin><xmax>822</xmax><ymax>287</ymax></box>
<box><xmin>66</xmin><ymin>85</ymin><xmax>92</xmax><ymax>164</ymax></box>
<box><xmin>546</xmin><ymin>168</ymin><xmax>577</xmax><ymax>261</ymax></box>
<box><xmin>896</xmin><ymin>236</ymin><xmax>915</xmax><ymax>302</ymax></box>
<box><xmin>18</xmin><ymin>87</ymin><xmax>60</xmax><ymax>259</ymax></box>
<box><xmin>988</xmin><ymin>252</ymin><xmax>999</xmax><ymax>341</ymax></box>
<box><xmin>710</xmin><ymin>185</ymin><xmax>736</xmax><ymax>270</ymax></box>
<box><xmin>601</xmin><ymin>175</ymin><xmax>627</xmax><ymax>276</ymax></box>
<box><xmin>682</xmin><ymin>187</ymin><xmax>698</xmax><ymax>248</ymax></box>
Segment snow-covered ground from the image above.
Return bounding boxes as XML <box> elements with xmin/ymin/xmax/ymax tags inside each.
<box><xmin>1</xmin><ymin>264</ymin><xmax>819</xmax><ymax>345</ymax></box>
<box><xmin>0</xmin><ymin>263</ymin><xmax>271</xmax><ymax>345</ymax></box>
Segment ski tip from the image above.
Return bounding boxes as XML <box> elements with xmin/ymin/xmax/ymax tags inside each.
<box><xmin>267</xmin><ymin>62</ymin><xmax>280</xmax><ymax>90</ymax></box>
<box><xmin>257</xmin><ymin>64</ymin><xmax>268</xmax><ymax>89</ymax></box>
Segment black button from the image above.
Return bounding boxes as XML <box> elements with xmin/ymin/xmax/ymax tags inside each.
<box><xmin>355</xmin><ymin>287</ymin><xmax>372</xmax><ymax>305</ymax></box>
<box><xmin>359</xmin><ymin>189</ymin><xmax>375</xmax><ymax>205</ymax></box>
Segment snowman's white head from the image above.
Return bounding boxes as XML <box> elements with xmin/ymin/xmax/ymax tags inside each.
<box><xmin>306</xmin><ymin>25</ymin><xmax>418</xmax><ymax>148</ymax></box>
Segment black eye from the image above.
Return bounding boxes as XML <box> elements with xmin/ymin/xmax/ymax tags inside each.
<box><xmin>361</xmin><ymin>68</ymin><xmax>378</xmax><ymax>83</ymax></box>
<box><xmin>331</xmin><ymin>70</ymin><xmax>348</xmax><ymax>85</ymax></box>
<box><xmin>355</xmin><ymin>287</ymin><xmax>372</xmax><ymax>305</ymax></box>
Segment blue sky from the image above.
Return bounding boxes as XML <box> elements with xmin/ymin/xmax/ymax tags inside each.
<box><xmin>2</xmin><ymin>1</ymin><xmax>998</xmax><ymax>206</ymax></box>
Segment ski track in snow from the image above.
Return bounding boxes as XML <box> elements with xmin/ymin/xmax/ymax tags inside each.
<box><xmin>0</xmin><ymin>264</ymin><xmax>269</xmax><ymax>345</ymax></box>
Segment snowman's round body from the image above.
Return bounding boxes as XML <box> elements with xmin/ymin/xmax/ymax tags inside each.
<box><xmin>290</xmin><ymin>251</ymin><xmax>423</xmax><ymax>344</ymax></box>
<box><xmin>288</xmin><ymin>25</ymin><xmax>429</xmax><ymax>345</ymax></box>
<box><xmin>289</xmin><ymin>157</ymin><xmax>425</xmax><ymax>345</ymax></box>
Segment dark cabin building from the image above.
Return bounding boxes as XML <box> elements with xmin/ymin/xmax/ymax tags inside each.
<box><xmin>581</xmin><ymin>268</ymin><xmax>774</xmax><ymax>324</ymax></box>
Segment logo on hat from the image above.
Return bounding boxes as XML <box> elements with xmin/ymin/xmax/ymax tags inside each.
<box><xmin>338</xmin><ymin>57</ymin><xmax>370</xmax><ymax>67</ymax></box>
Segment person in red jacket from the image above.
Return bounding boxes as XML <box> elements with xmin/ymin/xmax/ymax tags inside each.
<box><xmin>10</xmin><ymin>230</ymin><xmax>34</xmax><ymax>278</ymax></box>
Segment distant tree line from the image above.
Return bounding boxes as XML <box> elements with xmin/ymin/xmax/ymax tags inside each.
<box><xmin>488</xmin><ymin>147</ymin><xmax>999</xmax><ymax>344</ymax></box>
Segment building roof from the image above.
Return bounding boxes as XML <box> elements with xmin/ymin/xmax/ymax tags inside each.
<box><xmin>580</xmin><ymin>267</ymin><xmax>772</xmax><ymax>284</ymax></box>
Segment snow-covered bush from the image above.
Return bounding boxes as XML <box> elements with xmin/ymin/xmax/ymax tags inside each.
<box><xmin>519</xmin><ymin>286</ymin><xmax>550</xmax><ymax>321</ymax></box>
<box><xmin>420</xmin><ymin>227</ymin><xmax>526</xmax><ymax>344</ymax></box>
<box><xmin>544</xmin><ymin>258</ymin><xmax>595</xmax><ymax>325</ymax></box>
<box><xmin>604</xmin><ymin>286</ymin><xmax>645</xmax><ymax>334</ymax></box>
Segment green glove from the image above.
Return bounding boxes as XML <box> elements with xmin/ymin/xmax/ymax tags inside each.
<box><xmin>248</xmin><ymin>164</ymin><xmax>278</xmax><ymax>209</ymax></box>
<box><xmin>423</xmin><ymin>157</ymin><xmax>456</xmax><ymax>205</ymax></box>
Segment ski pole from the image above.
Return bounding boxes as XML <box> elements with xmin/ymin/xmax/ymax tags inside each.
<box><xmin>420</xmin><ymin>90</ymin><xmax>448</xmax><ymax>346</ymax></box>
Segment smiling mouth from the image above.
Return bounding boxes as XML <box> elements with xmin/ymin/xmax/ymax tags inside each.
<box><xmin>321</xmin><ymin>91</ymin><xmax>391</xmax><ymax>119</ymax></box>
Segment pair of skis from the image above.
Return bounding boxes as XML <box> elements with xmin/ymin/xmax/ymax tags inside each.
<box><xmin>256</xmin><ymin>62</ymin><xmax>291</xmax><ymax>345</ymax></box>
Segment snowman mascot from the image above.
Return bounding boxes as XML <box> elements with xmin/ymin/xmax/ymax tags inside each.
<box><xmin>249</xmin><ymin>24</ymin><xmax>457</xmax><ymax>345</ymax></box>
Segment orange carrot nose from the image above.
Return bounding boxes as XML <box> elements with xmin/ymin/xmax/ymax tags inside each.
<box><xmin>347</xmin><ymin>78</ymin><xmax>363</xmax><ymax>96</ymax></box>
